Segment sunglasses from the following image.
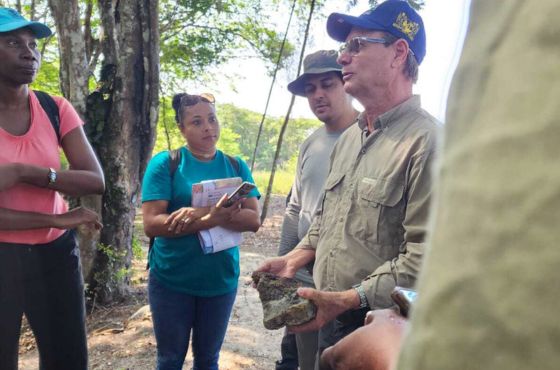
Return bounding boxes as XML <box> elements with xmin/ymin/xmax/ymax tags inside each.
<box><xmin>338</xmin><ymin>36</ymin><xmax>389</xmax><ymax>56</ymax></box>
<box><xmin>180</xmin><ymin>93</ymin><xmax>216</xmax><ymax>107</ymax></box>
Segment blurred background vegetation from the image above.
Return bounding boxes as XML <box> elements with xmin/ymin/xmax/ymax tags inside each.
<box><xmin>155</xmin><ymin>100</ymin><xmax>320</xmax><ymax>194</ymax></box>
<box><xmin>33</xmin><ymin>70</ymin><xmax>319</xmax><ymax>195</ymax></box>
<box><xmin>22</xmin><ymin>0</ymin><xmax>324</xmax><ymax>196</ymax></box>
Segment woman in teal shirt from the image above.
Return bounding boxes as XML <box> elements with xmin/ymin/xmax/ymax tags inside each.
<box><xmin>142</xmin><ymin>93</ymin><xmax>260</xmax><ymax>370</ymax></box>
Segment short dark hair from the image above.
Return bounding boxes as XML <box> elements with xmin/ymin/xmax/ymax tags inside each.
<box><xmin>383</xmin><ymin>33</ymin><xmax>419</xmax><ymax>83</ymax></box>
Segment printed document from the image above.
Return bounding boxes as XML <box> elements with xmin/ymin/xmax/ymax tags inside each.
<box><xmin>191</xmin><ymin>177</ymin><xmax>243</xmax><ymax>254</ymax></box>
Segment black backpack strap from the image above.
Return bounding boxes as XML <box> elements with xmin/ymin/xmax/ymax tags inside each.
<box><xmin>285</xmin><ymin>185</ymin><xmax>293</xmax><ymax>207</ymax></box>
<box><xmin>34</xmin><ymin>90</ymin><xmax>61</xmax><ymax>144</ymax></box>
<box><xmin>147</xmin><ymin>148</ymin><xmax>183</xmax><ymax>270</ymax></box>
<box><xmin>147</xmin><ymin>237</ymin><xmax>155</xmax><ymax>270</ymax></box>
<box><xmin>225</xmin><ymin>154</ymin><xmax>240</xmax><ymax>176</ymax></box>
<box><xmin>168</xmin><ymin>148</ymin><xmax>181</xmax><ymax>176</ymax></box>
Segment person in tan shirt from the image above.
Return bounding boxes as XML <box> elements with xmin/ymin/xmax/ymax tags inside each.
<box><xmin>256</xmin><ymin>0</ymin><xmax>439</xmax><ymax>360</ymax></box>
<box><xmin>320</xmin><ymin>0</ymin><xmax>560</xmax><ymax>369</ymax></box>
<box><xmin>276</xmin><ymin>49</ymin><xmax>359</xmax><ymax>370</ymax></box>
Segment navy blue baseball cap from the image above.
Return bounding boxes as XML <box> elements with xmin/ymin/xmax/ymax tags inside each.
<box><xmin>327</xmin><ymin>0</ymin><xmax>426</xmax><ymax>64</ymax></box>
<box><xmin>0</xmin><ymin>8</ymin><xmax>52</xmax><ymax>39</ymax></box>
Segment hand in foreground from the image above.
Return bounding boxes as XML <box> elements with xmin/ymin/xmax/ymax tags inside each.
<box><xmin>320</xmin><ymin>309</ymin><xmax>407</xmax><ymax>370</ymax></box>
<box><xmin>287</xmin><ymin>288</ymin><xmax>357</xmax><ymax>333</ymax></box>
<box><xmin>55</xmin><ymin>207</ymin><xmax>102</xmax><ymax>230</ymax></box>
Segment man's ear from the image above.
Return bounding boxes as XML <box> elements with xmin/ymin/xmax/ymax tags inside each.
<box><xmin>392</xmin><ymin>39</ymin><xmax>409</xmax><ymax>68</ymax></box>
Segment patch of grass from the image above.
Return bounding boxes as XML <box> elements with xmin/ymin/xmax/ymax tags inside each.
<box><xmin>253</xmin><ymin>169</ymin><xmax>294</xmax><ymax>196</ymax></box>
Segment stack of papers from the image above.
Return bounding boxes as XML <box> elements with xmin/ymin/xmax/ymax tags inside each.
<box><xmin>191</xmin><ymin>177</ymin><xmax>243</xmax><ymax>254</ymax></box>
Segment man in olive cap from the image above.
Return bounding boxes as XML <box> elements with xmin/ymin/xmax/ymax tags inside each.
<box><xmin>256</xmin><ymin>0</ymin><xmax>440</xmax><ymax>360</ymax></box>
<box><xmin>275</xmin><ymin>49</ymin><xmax>358</xmax><ymax>370</ymax></box>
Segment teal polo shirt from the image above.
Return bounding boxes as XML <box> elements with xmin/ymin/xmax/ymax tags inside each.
<box><xmin>141</xmin><ymin>148</ymin><xmax>260</xmax><ymax>296</ymax></box>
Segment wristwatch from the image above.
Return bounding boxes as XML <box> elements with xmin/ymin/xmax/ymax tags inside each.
<box><xmin>352</xmin><ymin>283</ymin><xmax>369</xmax><ymax>309</ymax></box>
<box><xmin>47</xmin><ymin>167</ymin><xmax>57</xmax><ymax>186</ymax></box>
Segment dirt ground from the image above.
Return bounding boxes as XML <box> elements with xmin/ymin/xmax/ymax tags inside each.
<box><xmin>18</xmin><ymin>195</ymin><xmax>289</xmax><ymax>370</ymax></box>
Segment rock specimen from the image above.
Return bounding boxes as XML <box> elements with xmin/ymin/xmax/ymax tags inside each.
<box><xmin>252</xmin><ymin>271</ymin><xmax>317</xmax><ymax>330</ymax></box>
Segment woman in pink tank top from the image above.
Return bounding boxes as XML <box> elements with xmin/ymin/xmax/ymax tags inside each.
<box><xmin>0</xmin><ymin>8</ymin><xmax>104</xmax><ymax>370</ymax></box>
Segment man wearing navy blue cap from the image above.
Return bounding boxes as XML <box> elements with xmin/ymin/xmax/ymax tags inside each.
<box><xmin>321</xmin><ymin>1</ymin><xmax>560</xmax><ymax>369</ymax></box>
<box><xmin>256</xmin><ymin>0</ymin><xmax>440</xmax><ymax>362</ymax></box>
<box><xmin>275</xmin><ymin>49</ymin><xmax>358</xmax><ymax>370</ymax></box>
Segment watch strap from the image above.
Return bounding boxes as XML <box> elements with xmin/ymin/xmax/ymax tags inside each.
<box><xmin>47</xmin><ymin>167</ymin><xmax>57</xmax><ymax>186</ymax></box>
<box><xmin>352</xmin><ymin>283</ymin><xmax>369</xmax><ymax>309</ymax></box>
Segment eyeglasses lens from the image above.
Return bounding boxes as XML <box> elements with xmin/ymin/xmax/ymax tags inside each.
<box><xmin>339</xmin><ymin>38</ymin><xmax>362</xmax><ymax>56</ymax></box>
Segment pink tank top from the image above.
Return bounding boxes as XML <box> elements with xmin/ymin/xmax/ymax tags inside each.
<box><xmin>0</xmin><ymin>91</ymin><xmax>83</xmax><ymax>244</ymax></box>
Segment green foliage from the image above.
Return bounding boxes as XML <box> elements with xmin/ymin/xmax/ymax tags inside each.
<box><xmin>31</xmin><ymin>52</ymin><xmax>61</xmax><ymax>95</ymax></box>
<box><xmin>131</xmin><ymin>235</ymin><xmax>144</xmax><ymax>260</ymax></box>
<box><xmin>218</xmin><ymin>125</ymin><xmax>241</xmax><ymax>155</ymax></box>
<box><xmin>17</xmin><ymin>0</ymin><xmax>319</xmax><ymax>167</ymax></box>
<box><xmin>253</xmin><ymin>168</ymin><xmax>294</xmax><ymax>195</ymax></box>
<box><xmin>282</xmin><ymin>152</ymin><xmax>298</xmax><ymax>174</ymax></box>
<box><xmin>253</xmin><ymin>153</ymin><xmax>298</xmax><ymax>196</ymax></box>
<box><xmin>153</xmin><ymin>95</ymin><xmax>183</xmax><ymax>153</ymax></box>
<box><xmin>92</xmin><ymin>243</ymin><xmax>129</xmax><ymax>296</ymax></box>
<box><xmin>152</xmin><ymin>100</ymin><xmax>320</xmax><ymax>173</ymax></box>
<box><xmin>151</xmin><ymin>99</ymin><xmax>316</xmax><ymax>197</ymax></box>
<box><xmin>17</xmin><ymin>0</ymin><xmax>301</xmax><ymax>120</ymax></box>
<box><xmin>158</xmin><ymin>0</ymin><xmax>297</xmax><ymax>89</ymax></box>
<box><xmin>217</xmin><ymin>103</ymin><xmax>319</xmax><ymax>170</ymax></box>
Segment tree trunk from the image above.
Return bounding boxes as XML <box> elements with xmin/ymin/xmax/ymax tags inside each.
<box><xmin>260</xmin><ymin>0</ymin><xmax>315</xmax><ymax>223</ymax></box>
<box><xmin>47</xmin><ymin>0</ymin><xmax>89</xmax><ymax>114</ymax></box>
<box><xmin>49</xmin><ymin>0</ymin><xmax>160</xmax><ymax>304</ymax></box>
<box><xmin>91</xmin><ymin>0</ymin><xmax>159</xmax><ymax>303</ymax></box>
<box><xmin>48</xmin><ymin>0</ymin><xmax>102</xmax><ymax>285</ymax></box>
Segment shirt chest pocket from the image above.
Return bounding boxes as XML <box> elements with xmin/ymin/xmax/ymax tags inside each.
<box><xmin>318</xmin><ymin>172</ymin><xmax>345</xmax><ymax>225</ymax></box>
<box><xmin>357</xmin><ymin>178</ymin><xmax>406</xmax><ymax>249</ymax></box>
<box><xmin>323</xmin><ymin>172</ymin><xmax>345</xmax><ymax>201</ymax></box>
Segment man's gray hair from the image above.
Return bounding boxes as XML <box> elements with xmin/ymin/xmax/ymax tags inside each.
<box><xmin>383</xmin><ymin>33</ymin><xmax>419</xmax><ymax>83</ymax></box>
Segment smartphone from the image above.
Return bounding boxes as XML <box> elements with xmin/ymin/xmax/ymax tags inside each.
<box><xmin>391</xmin><ymin>286</ymin><xmax>418</xmax><ymax>318</ymax></box>
<box><xmin>224</xmin><ymin>181</ymin><xmax>256</xmax><ymax>207</ymax></box>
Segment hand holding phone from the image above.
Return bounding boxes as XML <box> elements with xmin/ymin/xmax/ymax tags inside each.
<box><xmin>223</xmin><ymin>181</ymin><xmax>256</xmax><ymax>207</ymax></box>
<box><xmin>391</xmin><ymin>286</ymin><xmax>417</xmax><ymax>318</ymax></box>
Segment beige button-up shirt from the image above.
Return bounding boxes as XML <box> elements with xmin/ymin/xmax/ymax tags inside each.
<box><xmin>296</xmin><ymin>95</ymin><xmax>440</xmax><ymax>309</ymax></box>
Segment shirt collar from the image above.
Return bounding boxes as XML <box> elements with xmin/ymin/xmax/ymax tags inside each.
<box><xmin>358</xmin><ymin>95</ymin><xmax>422</xmax><ymax>131</ymax></box>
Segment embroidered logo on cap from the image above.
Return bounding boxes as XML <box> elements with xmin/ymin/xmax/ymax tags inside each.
<box><xmin>392</xmin><ymin>12</ymin><xmax>419</xmax><ymax>41</ymax></box>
